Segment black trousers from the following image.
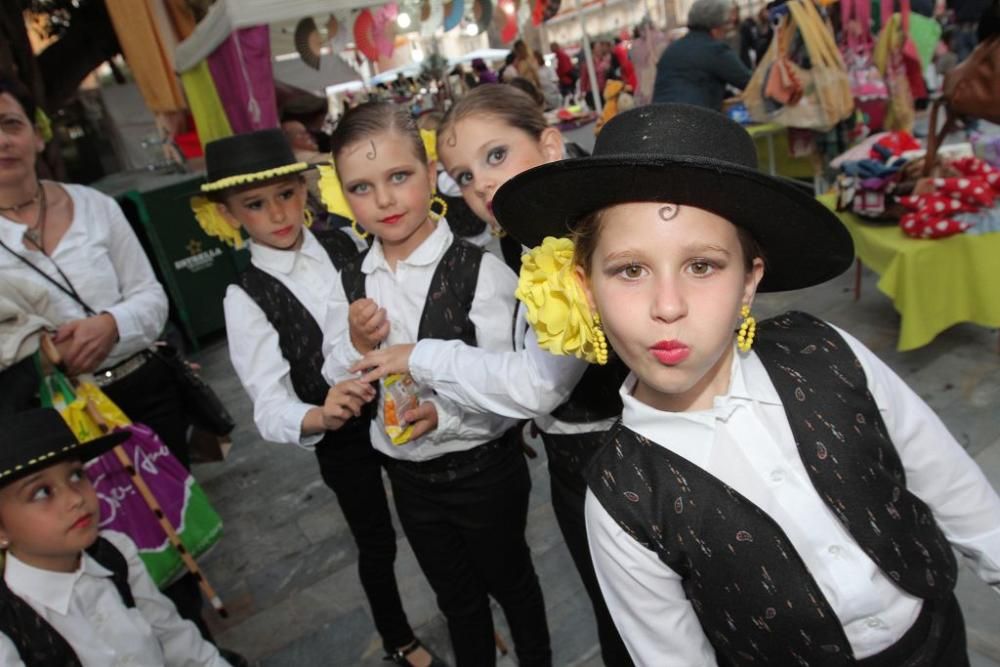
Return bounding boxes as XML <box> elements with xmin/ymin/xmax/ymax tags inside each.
<box><xmin>314</xmin><ymin>430</ymin><xmax>415</xmax><ymax>654</ymax></box>
<box><xmin>385</xmin><ymin>433</ymin><xmax>551</xmax><ymax>667</ymax></box>
<box><xmin>855</xmin><ymin>592</ymin><xmax>968</xmax><ymax>666</ymax></box>
<box><xmin>102</xmin><ymin>354</ymin><xmax>212</xmax><ymax>640</ymax></box>
<box><xmin>541</xmin><ymin>431</ymin><xmax>634</xmax><ymax>667</ymax></box>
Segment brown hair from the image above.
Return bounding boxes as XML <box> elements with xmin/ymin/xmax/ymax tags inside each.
<box><xmin>0</xmin><ymin>76</ymin><xmax>36</xmax><ymax>124</ymax></box>
<box><xmin>572</xmin><ymin>206</ymin><xmax>766</xmax><ymax>274</ymax></box>
<box><xmin>439</xmin><ymin>84</ymin><xmax>548</xmax><ymax>145</ymax></box>
<box><xmin>330</xmin><ymin>101</ymin><xmax>426</xmax><ymax>166</ymax></box>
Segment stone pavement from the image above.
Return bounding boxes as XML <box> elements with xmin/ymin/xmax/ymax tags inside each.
<box><xmin>190</xmin><ymin>261</ymin><xmax>1000</xmax><ymax>666</ymax></box>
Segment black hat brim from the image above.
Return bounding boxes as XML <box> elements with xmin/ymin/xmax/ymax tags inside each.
<box><xmin>493</xmin><ymin>154</ymin><xmax>855</xmax><ymax>293</ymax></box>
<box><xmin>0</xmin><ymin>429</ymin><xmax>129</xmax><ymax>487</ymax></box>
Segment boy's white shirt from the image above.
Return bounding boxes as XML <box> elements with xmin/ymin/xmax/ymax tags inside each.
<box><xmin>224</xmin><ymin>227</ymin><xmax>346</xmax><ymax>448</ymax></box>
<box><xmin>0</xmin><ymin>530</ymin><xmax>229</xmax><ymax>667</ymax></box>
<box><xmin>585</xmin><ymin>324</ymin><xmax>1000</xmax><ymax>666</ymax></box>
<box><xmin>321</xmin><ymin>220</ymin><xmax>520</xmax><ymax>461</ymax></box>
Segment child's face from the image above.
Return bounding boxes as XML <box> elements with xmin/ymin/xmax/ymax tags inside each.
<box><xmin>439</xmin><ymin>115</ymin><xmax>563</xmax><ymax>227</ymax></box>
<box><xmin>579</xmin><ymin>202</ymin><xmax>764</xmax><ymax>413</ymax></box>
<box><xmin>219</xmin><ymin>176</ymin><xmax>308</xmax><ymax>251</ymax></box>
<box><xmin>338</xmin><ymin>129</ymin><xmax>437</xmax><ymax>254</ymax></box>
<box><xmin>0</xmin><ymin>460</ymin><xmax>99</xmax><ymax>573</ymax></box>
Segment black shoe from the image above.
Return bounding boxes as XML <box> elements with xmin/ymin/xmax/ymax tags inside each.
<box><xmin>384</xmin><ymin>638</ymin><xmax>449</xmax><ymax>667</ymax></box>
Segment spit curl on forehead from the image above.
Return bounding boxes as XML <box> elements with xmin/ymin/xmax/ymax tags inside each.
<box><xmin>330</xmin><ymin>101</ymin><xmax>426</xmax><ymax>167</ymax></box>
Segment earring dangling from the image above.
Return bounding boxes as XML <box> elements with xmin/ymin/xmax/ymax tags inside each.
<box><xmin>351</xmin><ymin>219</ymin><xmax>369</xmax><ymax>240</ymax></box>
<box><xmin>429</xmin><ymin>195</ymin><xmax>448</xmax><ymax>221</ymax></box>
<box><xmin>736</xmin><ymin>304</ymin><xmax>756</xmax><ymax>353</ymax></box>
<box><xmin>303</xmin><ymin>208</ymin><xmax>314</xmax><ymax>228</ymax></box>
<box><xmin>591</xmin><ymin>312</ymin><xmax>610</xmax><ymax>365</ymax></box>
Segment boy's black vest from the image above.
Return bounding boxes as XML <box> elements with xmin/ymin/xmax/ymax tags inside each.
<box><xmin>549</xmin><ymin>360</ymin><xmax>629</xmax><ymax>424</ymax></box>
<box><xmin>340</xmin><ymin>237</ymin><xmax>483</xmax><ymax>346</ymax></box>
<box><xmin>0</xmin><ymin>537</ymin><xmax>136</xmax><ymax>666</ymax></box>
<box><xmin>238</xmin><ymin>227</ymin><xmax>374</xmax><ymax>440</ymax></box>
<box><xmin>587</xmin><ymin>312</ymin><xmax>957</xmax><ymax>666</ymax></box>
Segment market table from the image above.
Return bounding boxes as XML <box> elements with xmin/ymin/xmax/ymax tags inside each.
<box><xmin>746</xmin><ymin>123</ymin><xmax>815</xmax><ymax>179</ymax></box>
<box><xmin>818</xmin><ymin>194</ymin><xmax>1000</xmax><ymax>351</ymax></box>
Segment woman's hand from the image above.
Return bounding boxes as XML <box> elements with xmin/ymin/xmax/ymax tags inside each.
<box><xmin>350</xmin><ymin>343</ymin><xmax>416</xmax><ymax>383</ymax></box>
<box><xmin>348</xmin><ymin>298</ymin><xmax>390</xmax><ymax>354</ymax></box>
<box><xmin>53</xmin><ymin>313</ymin><xmax>119</xmax><ymax>376</ymax></box>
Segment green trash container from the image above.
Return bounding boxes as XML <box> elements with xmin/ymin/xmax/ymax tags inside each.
<box><xmin>91</xmin><ymin>171</ymin><xmax>249</xmax><ymax>351</ymax></box>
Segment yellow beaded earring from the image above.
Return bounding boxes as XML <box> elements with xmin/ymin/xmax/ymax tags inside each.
<box><xmin>429</xmin><ymin>195</ymin><xmax>448</xmax><ymax>221</ymax></box>
<box><xmin>352</xmin><ymin>219</ymin><xmax>369</xmax><ymax>240</ymax></box>
<box><xmin>591</xmin><ymin>312</ymin><xmax>610</xmax><ymax>365</ymax></box>
<box><xmin>302</xmin><ymin>208</ymin><xmax>314</xmax><ymax>228</ymax></box>
<box><xmin>736</xmin><ymin>304</ymin><xmax>756</xmax><ymax>353</ymax></box>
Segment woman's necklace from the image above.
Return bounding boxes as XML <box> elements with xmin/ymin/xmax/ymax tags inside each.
<box><xmin>22</xmin><ymin>184</ymin><xmax>48</xmax><ymax>251</ymax></box>
<box><xmin>0</xmin><ymin>182</ymin><xmax>42</xmax><ymax>213</ymax></box>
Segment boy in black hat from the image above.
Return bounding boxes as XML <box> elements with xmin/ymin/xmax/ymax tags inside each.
<box><xmin>194</xmin><ymin>129</ymin><xmax>443</xmax><ymax>667</ymax></box>
<box><xmin>0</xmin><ymin>408</ymin><xmax>230</xmax><ymax>665</ymax></box>
<box><xmin>492</xmin><ymin>103</ymin><xmax>1000</xmax><ymax>666</ymax></box>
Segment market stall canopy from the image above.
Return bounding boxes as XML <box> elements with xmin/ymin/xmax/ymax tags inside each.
<box><xmin>175</xmin><ymin>0</ymin><xmax>387</xmax><ymax>72</ymax></box>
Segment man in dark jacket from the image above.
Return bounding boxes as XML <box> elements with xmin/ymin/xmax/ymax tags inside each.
<box><xmin>652</xmin><ymin>0</ymin><xmax>751</xmax><ymax>110</ymax></box>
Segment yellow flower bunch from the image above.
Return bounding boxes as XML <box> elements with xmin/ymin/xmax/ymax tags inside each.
<box><xmin>190</xmin><ymin>196</ymin><xmax>245</xmax><ymax>249</ymax></box>
<box><xmin>515</xmin><ymin>237</ymin><xmax>608</xmax><ymax>365</ymax></box>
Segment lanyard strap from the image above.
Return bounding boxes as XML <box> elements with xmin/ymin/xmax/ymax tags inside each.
<box><xmin>0</xmin><ymin>236</ymin><xmax>97</xmax><ymax>317</ymax></box>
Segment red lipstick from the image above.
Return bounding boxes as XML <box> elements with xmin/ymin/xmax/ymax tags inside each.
<box><xmin>650</xmin><ymin>340</ymin><xmax>690</xmax><ymax>365</ymax></box>
<box><xmin>380</xmin><ymin>214</ymin><xmax>404</xmax><ymax>224</ymax></box>
<box><xmin>70</xmin><ymin>514</ymin><xmax>93</xmax><ymax>531</ymax></box>
<box><xmin>273</xmin><ymin>225</ymin><xmax>294</xmax><ymax>237</ymax></box>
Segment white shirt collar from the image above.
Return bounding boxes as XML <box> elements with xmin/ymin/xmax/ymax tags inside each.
<box><xmin>248</xmin><ymin>227</ymin><xmax>326</xmax><ymax>276</ymax></box>
<box><xmin>361</xmin><ymin>220</ymin><xmax>452</xmax><ymax>275</ymax></box>
<box><xmin>4</xmin><ymin>550</ymin><xmax>112</xmax><ymax>615</ymax></box>
<box><xmin>619</xmin><ymin>346</ymin><xmax>783</xmax><ymax>467</ymax></box>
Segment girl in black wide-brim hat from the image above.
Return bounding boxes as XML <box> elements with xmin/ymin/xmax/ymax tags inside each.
<box><xmin>492</xmin><ymin>103</ymin><xmax>1000</xmax><ymax>666</ymax></box>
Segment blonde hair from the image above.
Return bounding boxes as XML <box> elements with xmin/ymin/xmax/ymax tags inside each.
<box><xmin>440</xmin><ymin>85</ymin><xmax>548</xmax><ymax>145</ymax></box>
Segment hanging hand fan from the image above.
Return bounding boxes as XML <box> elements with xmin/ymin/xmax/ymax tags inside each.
<box><xmin>372</xmin><ymin>3</ymin><xmax>399</xmax><ymax>58</ymax></box>
<box><xmin>443</xmin><ymin>0</ymin><xmax>465</xmax><ymax>32</ymax></box>
<box><xmin>473</xmin><ymin>0</ymin><xmax>494</xmax><ymax>33</ymax></box>
<box><xmin>327</xmin><ymin>12</ymin><xmax>351</xmax><ymax>51</ymax></box>
<box><xmin>420</xmin><ymin>0</ymin><xmax>444</xmax><ymax>37</ymax></box>
<box><xmin>354</xmin><ymin>9</ymin><xmax>380</xmax><ymax>62</ymax></box>
<box><xmin>532</xmin><ymin>0</ymin><xmax>560</xmax><ymax>24</ymax></box>
<box><xmin>498</xmin><ymin>0</ymin><xmax>519</xmax><ymax>43</ymax></box>
<box><xmin>294</xmin><ymin>17</ymin><xmax>323</xmax><ymax>70</ymax></box>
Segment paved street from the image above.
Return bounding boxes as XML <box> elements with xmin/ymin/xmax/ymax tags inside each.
<box><xmin>191</xmin><ymin>260</ymin><xmax>1000</xmax><ymax>666</ymax></box>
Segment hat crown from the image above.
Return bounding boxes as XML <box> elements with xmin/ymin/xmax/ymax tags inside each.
<box><xmin>593</xmin><ymin>104</ymin><xmax>758</xmax><ymax>170</ymax></box>
<box><xmin>204</xmin><ymin>129</ymin><xmax>300</xmax><ymax>185</ymax></box>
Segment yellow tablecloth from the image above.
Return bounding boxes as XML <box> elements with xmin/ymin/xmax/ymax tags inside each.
<box><xmin>746</xmin><ymin>123</ymin><xmax>816</xmax><ymax>179</ymax></box>
<box><xmin>819</xmin><ymin>194</ymin><xmax>1000</xmax><ymax>351</ymax></box>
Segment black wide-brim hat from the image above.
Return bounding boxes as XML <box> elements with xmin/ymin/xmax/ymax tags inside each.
<box><xmin>201</xmin><ymin>128</ymin><xmax>315</xmax><ymax>193</ymax></box>
<box><xmin>0</xmin><ymin>409</ymin><xmax>127</xmax><ymax>487</ymax></box>
<box><xmin>492</xmin><ymin>104</ymin><xmax>854</xmax><ymax>292</ymax></box>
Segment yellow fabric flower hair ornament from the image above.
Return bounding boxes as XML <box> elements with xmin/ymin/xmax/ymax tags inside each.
<box><xmin>515</xmin><ymin>236</ymin><xmax>608</xmax><ymax>365</ymax></box>
<box><xmin>420</xmin><ymin>129</ymin><xmax>438</xmax><ymax>162</ymax></box>
<box><xmin>190</xmin><ymin>196</ymin><xmax>245</xmax><ymax>249</ymax></box>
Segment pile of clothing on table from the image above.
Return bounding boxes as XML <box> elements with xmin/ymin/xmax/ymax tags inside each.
<box><xmin>834</xmin><ymin>131</ymin><xmax>1000</xmax><ymax>238</ymax></box>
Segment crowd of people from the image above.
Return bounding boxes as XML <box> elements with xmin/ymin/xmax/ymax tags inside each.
<box><xmin>1</xmin><ymin>0</ymin><xmax>999</xmax><ymax>663</ymax></box>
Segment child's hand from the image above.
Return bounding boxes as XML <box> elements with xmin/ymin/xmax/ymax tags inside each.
<box><xmin>348</xmin><ymin>298</ymin><xmax>390</xmax><ymax>353</ymax></box>
<box><xmin>350</xmin><ymin>344</ymin><xmax>416</xmax><ymax>383</ymax></box>
<box><xmin>322</xmin><ymin>380</ymin><xmax>377</xmax><ymax>431</ymax></box>
<box><xmin>403</xmin><ymin>401</ymin><xmax>439</xmax><ymax>440</ymax></box>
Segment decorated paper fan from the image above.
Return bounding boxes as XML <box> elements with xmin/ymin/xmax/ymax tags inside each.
<box><xmin>498</xmin><ymin>0</ymin><xmax>519</xmax><ymax>43</ymax></box>
<box><xmin>326</xmin><ymin>12</ymin><xmax>351</xmax><ymax>51</ymax></box>
<box><xmin>531</xmin><ymin>0</ymin><xmax>560</xmax><ymax>24</ymax></box>
<box><xmin>372</xmin><ymin>3</ymin><xmax>399</xmax><ymax>58</ymax></box>
<box><xmin>473</xmin><ymin>0</ymin><xmax>494</xmax><ymax>33</ymax></box>
<box><xmin>294</xmin><ymin>17</ymin><xmax>322</xmax><ymax>70</ymax></box>
<box><xmin>353</xmin><ymin>9</ymin><xmax>379</xmax><ymax>62</ymax></box>
<box><xmin>443</xmin><ymin>0</ymin><xmax>465</xmax><ymax>32</ymax></box>
<box><xmin>420</xmin><ymin>0</ymin><xmax>444</xmax><ymax>37</ymax></box>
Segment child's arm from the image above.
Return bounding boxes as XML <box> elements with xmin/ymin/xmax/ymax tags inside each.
<box><xmin>102</xmin><ymin>531</ymin><xmax>231</xmax><ymax>667</ymax></box>
<box><xmin>584</xmin><ymin>491</ymin><xmax>717</xmax><ymax>666</ymax></box>
<box><xmin>224</xmin><ymin>285</ymin><xmax>324</xmax><ymax>448</ymax></box>
<box><xmin>300</xmin><ymin>380</ymin><xmax>376</xmax><ymax>434</ymax></box>
<box><xmin>0</xmin><ymin>635</ymin><xmax>27</xmax><ymax>666</ymax></box>
<box><xmin>841</xmin><ymin>327</ymin><xmax>1000</xmax><ymax>592</ymax></box>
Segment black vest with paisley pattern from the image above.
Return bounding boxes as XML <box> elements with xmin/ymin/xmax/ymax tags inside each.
<box><xmin>587</xmin><ymin>312</ymin><xmax>957</xmax><ymax>666</ymax></box>
<box><xmin>550</xmin><ymin>359</ymin><xmax>630</xmax><ymax>423</ymax></box>
<box><xmin>0</xmin><ymin>537</ymin><xmax>136</xmax><ymax>666</ymax></box>
<box><xmin>238</xmin><ymin>227</ymin><xmax>374</xmax><ymax>438</ymax></box>
<box><xmin>340</xmin><ymin>237</ymin><xmax>483</xmax><ymax>346</ymax></box>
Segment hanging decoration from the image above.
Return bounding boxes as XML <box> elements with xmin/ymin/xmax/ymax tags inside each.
<box><xmin>473</xmin><ymin>0</ymin><xmax>494</xmax><ymax>33</ymax></box>
<box><xmin>498</xmin><ymin>0</ymin><xmax>519</xmax><ymax>43</ymax></box>
<box><xmin>443</xmin><ymin>0</ymin><xmax>465</xmax><ymax>32</ymax></box>
<box><xmin>294</xmin><ymin>17</ymin><xmax>323</xmax><ymax>70</ymax></box>
<box><xmin>372</xmin><ymin>3</ymin><xmax>399</xmax><ymax>58</ymax></box>
<box><xmin>532</xmin><ymin>0</ymin><xmax>560</xmax><ymax>24</ymax></box>
<box><xmin>327</xmin><ymin>12</ymin><xmax>351</xmax><ymax>51</ymax></box>
<box><xmin>420</xmin><ymin>0</ymin><xmax>444</xmax><ymax>37</ymax></box>
<box><xmin>354</xmin><ymin>9</ymin><xmax>380</xmax><ymax>61</ymax></box>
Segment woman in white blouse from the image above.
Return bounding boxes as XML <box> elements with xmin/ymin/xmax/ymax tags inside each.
<box><xmin>0</xmin><ymin>77</ymin><xmax>221</xmax><ymax>645</ymax></box>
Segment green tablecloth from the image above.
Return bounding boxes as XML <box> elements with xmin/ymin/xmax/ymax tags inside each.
<box><xmin>819</xmin><ymin>194</ymin><xmax>1000</xmax><ymax>351</ymax></box>
<box><xmin>746</xmin><ymin>123</ymin><xmax>816</xmax><ymax>180</ymax></box>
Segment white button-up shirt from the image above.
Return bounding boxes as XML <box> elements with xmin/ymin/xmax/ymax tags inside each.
<box><xmin>322</xmin><ymin>221</ymin><xmax>519</xmax><ymax>461</ymax></box>
<box><xmin>0</xmin><ymin>530</ymin><xmax>229</xmax><ymax>667</ymax></box>
<box><xmin>223</xmin><ymin>228</ymin><xmax>345</xmax><ymax>448</ymax></box>
<box><xmin>586</xmin><ymin>325</ymin><xmax>1000</xmax><ymax>666</ymax></box>
<box><xmin>0</xmin><ymin>184</ymin><xmax>168</xmax><ymax>370</ymax></box>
